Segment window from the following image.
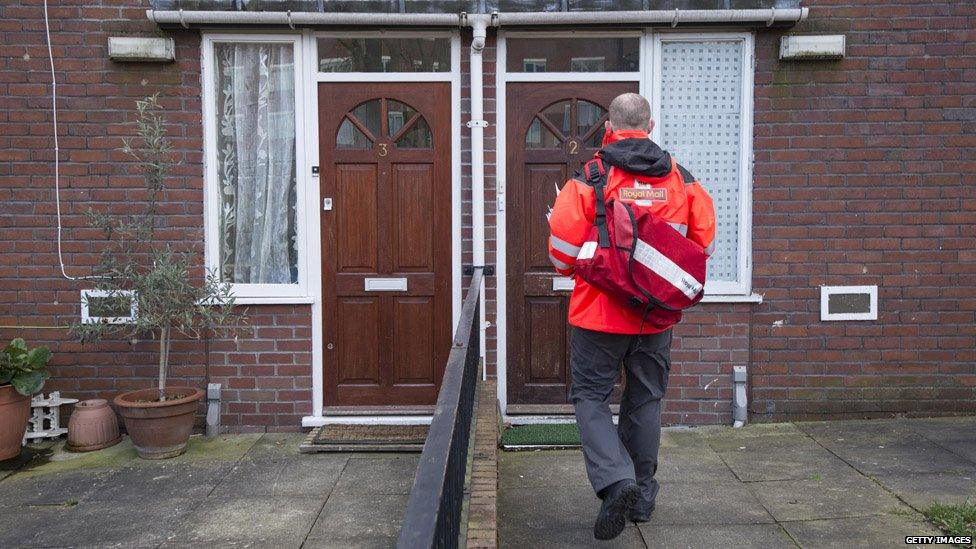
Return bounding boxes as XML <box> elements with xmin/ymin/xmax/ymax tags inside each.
<box><xmin>523</xmin><ymin>58</ymin><xmax>547</xmax><ymax>72</ymax></box>
<box><xmin>506</xmin><ymin>37</ymin><xmax>639</xmax><ymax>72</ymax></box>
<box><xmin>203</xmin><ymin>35</ymin><xmax>307</xmax><ymax>300</ymax></box>
<box><xmin>652</xmin><ymin>34</ymin><xmax>754</xmax><ymax>296</ymax></box>
<box><xmin>317</xmin><ymin>37</ymin><xmax>451</xmax><ymax>72</ymax></box>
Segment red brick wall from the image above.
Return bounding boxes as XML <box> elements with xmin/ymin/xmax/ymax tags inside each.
<box><xmin>1</xmin><ymin>0</ymin><xmax>972</xmax><ymax>430</ymax></box>
<box><xmin>749</xmin><ymin>0</ymin><xmax>976</xmax><ymax>420</ymax></box>
<box><xmin>0</xmin><ymin>1</ymin><xmax>310</xmax><ymax>432</ymax></box>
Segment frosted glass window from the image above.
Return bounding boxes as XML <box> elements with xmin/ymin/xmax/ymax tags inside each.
<box><xmin>659</xmin><ymin>39</ymin><xmax>745</xmax><ymax>285</ymax></box>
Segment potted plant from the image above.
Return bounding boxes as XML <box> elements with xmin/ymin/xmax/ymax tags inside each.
<box><xmin>0</xmin><ymin>339</ymin><xmax>51</xmax><ymax>461</ymax></box>
<box><xmin>72</xmin><ymin>96</ymin><xmax>242</xmax><ymax>460</ymax></box>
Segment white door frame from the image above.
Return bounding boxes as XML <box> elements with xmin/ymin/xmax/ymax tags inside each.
<box><xmin>302</xmin><ymin>30</ymin><xmax>463</xmax><ymax>427</ymax></box>
<box><xmin>495</xmin><ymin>29</ymin><xmax>756</xmax><ymax>421</ymax></box>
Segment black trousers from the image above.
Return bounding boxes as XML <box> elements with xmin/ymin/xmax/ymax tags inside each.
<box><xmin>568</xmin><ymin>326</ymin><xmax>671</xmax><ymax>509</ymax></box>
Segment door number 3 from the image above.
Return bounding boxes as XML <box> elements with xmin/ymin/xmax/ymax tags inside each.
<box><xmin>378</xmin><ymin>143</ymin><xmax>389</xmax><ymax>157</ymax></box>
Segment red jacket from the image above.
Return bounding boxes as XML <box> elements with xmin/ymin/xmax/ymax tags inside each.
<box><xmin>547</xmin><ymin>129</ymin><xmax>716</xmax><ymax>334</ymax></box>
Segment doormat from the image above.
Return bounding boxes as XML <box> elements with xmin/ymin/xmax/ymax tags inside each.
<box><xmin>501</xmin><ymin>423</ymin><xmax>581</xmax><ymax>450</ymax></box>
<box><xmin>299</xmin><ymin>424</ymin><xmax>428</xmax><ymax>453</ymax></box>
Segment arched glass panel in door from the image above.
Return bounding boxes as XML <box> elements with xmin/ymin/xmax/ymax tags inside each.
<box><xmin>524</xmin><ymin>98</ymin><xmax>608</xmax><ymax>152</ymax></box>
<box><xmin>336</xmin><ymin>98</ymin><xmax>433</xmax><ymax>150</ymax></box>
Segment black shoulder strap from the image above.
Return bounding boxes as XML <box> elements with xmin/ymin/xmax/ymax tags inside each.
<box><xmin>582</xmin><ymin>158</ymin><xmax>610</xmax><ymax>248</ymax></box>
<box><xmin>676</xmin><ymin>163</ymin><xmax>696</xmax><ymax>185</ymax></box>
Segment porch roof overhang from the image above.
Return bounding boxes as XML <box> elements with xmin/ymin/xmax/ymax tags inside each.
<box><xmin>147</xmin><ymin>3</ymin><xmax>808</xmax><ymax>29</ymax></box>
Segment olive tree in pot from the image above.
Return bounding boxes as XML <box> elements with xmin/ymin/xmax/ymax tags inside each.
<box><xmin>0</xmin><ymin>339</ymin><xmax>51</xmax><ymax>461</ymax></box>
<box><xmin>72</xmin><ymin>96</ymin><xmax>243</xmax><ymax>460</ymax></box>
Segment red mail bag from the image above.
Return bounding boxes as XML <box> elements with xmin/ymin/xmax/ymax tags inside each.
<box><xmin>573</xmin><ymin>159</ymin><xmax>708</xmax><ymax>325</ymax></box>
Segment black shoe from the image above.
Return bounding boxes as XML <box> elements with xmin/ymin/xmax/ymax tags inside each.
<box><xmin>629</xmin><ymin>502</ymin><xmax>655</xmax><ymax>523</ymax></box>
<box><xmin>594</xmin><ymin>480</ymin><xmax>641</xmax><ymax>541</ymax></box>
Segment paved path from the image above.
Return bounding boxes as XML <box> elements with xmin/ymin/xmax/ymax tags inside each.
<box><xmin>0</xmin><ymin>434</ymin><xmax>416</xmax><ymax>548</ymax></box>
<box><xmin>500</xmin><ymin>416</ymin><xmax>976</xmax><ymax>548</ymax></box>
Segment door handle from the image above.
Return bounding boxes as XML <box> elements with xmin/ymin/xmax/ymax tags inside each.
<box><xmin>364</xmin><ymin>277</ymin><xmax>408</xmax><ymax>292</ymax></box>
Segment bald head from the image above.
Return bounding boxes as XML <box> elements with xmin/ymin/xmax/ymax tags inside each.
<box><xmin>607</xmin><ymin>93</ymin><xmax>652</xmax><ymax>132</ymax></box>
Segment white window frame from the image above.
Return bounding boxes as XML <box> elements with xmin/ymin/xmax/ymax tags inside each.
<box><xmin>503</xmin><ymin>30</ymin><xmax>643</xmax><ymax>82</ymax></box>
<box><xmin>649</xmin><ymin>31</ymin><xmax>755</xmax><ymax>296</ymax></box>
<box><xmin>313</xmin><ymin>31</ymin><xmax>457</xmax><ymax>82</ymax></box>
<box><xmin>201</xmin><ymin>33</ymin><xmax>311</xmax><ymax>304</ymax></box>
<box><xmin>820</xmin><ymin>285</ymin><xmax>878</xmax><ymax>321</ymax></box>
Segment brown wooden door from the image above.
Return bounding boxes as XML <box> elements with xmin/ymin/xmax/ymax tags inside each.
<box><xmin>319</xmin><ymin>83</ymin><xmax>452</xmax><ymax>407</ymax></box>
<box><xmin>506</xmin><ymin>82</ymin><xmax>638</xmax><ymax>407</ymax></box>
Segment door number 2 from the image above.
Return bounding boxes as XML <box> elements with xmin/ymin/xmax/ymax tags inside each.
<box><xmin>568</xmin><ymin>140</ymin><xmax>579</xmax><ymax>155</ymax></box>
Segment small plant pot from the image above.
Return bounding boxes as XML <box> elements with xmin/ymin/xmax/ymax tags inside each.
<box><xmin>67</xmin><ymin>399</ymin><xmax>122</xmax><ymax>452</ymax></box>
<box><xmin>0</xmin><ymin>384</ymin><xmax>31</xmax><ymax>461</ymax></box>
<box><xmin>114</xmin><ymin>387</ymin><xmax>204</xmax><ymax>460</ymax></box>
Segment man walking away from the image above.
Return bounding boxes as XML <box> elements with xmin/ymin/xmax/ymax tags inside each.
<box><xmin>547</xmin><ymin>93</ymin><xmax>716</xmax><ymax>541</ymax></box>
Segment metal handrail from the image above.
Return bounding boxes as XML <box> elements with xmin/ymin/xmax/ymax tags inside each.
<box><xmin>397</xmin><ymin>268</ymin><xmax>483</xmax><ymax>549</ymax></box>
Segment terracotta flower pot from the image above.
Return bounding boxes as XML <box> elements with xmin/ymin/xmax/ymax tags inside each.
<box><xmin>114</xmin><ymin>386</ymin><xmax>204</xmax><ymax>460</ymax></box>
<box><xmin>67</xmin><ymin>399</ymin><xmax>122</xmax><ymax>452</ymax></box>
<box><xmin>0</xmin><ymin>384</ymin><xmax>31</xmax><ymax>461</ymax></box>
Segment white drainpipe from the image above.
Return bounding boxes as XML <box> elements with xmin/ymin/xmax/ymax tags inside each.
<box><xmin>468</xmin><ymin>17</ymin><xmax>490</xmax><ymax>374</ymax></box>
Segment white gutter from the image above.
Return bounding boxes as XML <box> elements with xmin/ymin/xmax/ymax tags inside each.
<box><xmin>146</xmin><ymin>8</ymin><xmax>808</xmax><ymax>28</ymax></box>
<box><xmin>469</xmin><ymin>18</ymin><xmax>489</xmax><ymax>376</ymax></box>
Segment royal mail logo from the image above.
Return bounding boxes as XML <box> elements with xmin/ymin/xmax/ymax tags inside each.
<box><xmin>620</xmin><ymin>187</ymin><xmax>667</xmax><ymax>202</ymax></box>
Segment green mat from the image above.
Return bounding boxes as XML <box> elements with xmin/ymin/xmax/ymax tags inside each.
<box><xmin>501</xmin><ymin>423</ymin><xmax>581</xmax><ymax>447</ymax></box>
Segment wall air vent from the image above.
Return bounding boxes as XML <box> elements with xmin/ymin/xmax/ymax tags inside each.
<box><xmin>820</xmin><ymin>285</ymin><xmax>877</xmax><ymax>321</ymax></box>
<box><xmin>80</xmin><ymin>290</ymin><xmax>137</xmax><ymax>325</ymax></box>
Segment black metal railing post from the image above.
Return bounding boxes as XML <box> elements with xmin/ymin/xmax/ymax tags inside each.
<box><xmin>397</xmin><ymin>268</ymin><xmax>483</xmax><ymax>549</ymax></box>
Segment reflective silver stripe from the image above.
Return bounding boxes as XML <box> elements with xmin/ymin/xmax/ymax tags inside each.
<box><xmin>668</xmin><ymin>223</ymin><xmax>688</xmax><ymax>237</ymax></box>
<box><xmin>704</xmin><ymin>241</ymin><xmax>715</xmax><ymax>256</ymax></box>
<box><xmin>549</xmin><ymin>253</ymin><xmax>573</xmax><ymax>271</ymax></box>
<box><xmin>549</xmin><ymin>235</ymin><xmax>582</xmax><ymax>257</ymax></box>
<box><xmin>633</xmin><ymin>238</ymin><xmax>703</xmax><ymax>300</ymax></box>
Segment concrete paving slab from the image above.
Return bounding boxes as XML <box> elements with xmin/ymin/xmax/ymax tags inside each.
<box><xmin>659</xmin><ymin>428</ymin><xmax>711</xmax><ymax>450</ymax></box>
<box><xmin>500</xmin><ymin>449</ymin><xmax>589</xmax><ymax>489</ymax></box>
<box><xmin>781</xmin><ymin>514</ymin><xmax>941</xmax><ymax>549</ymax></box>
<box><xmin>795</xmin><ymin>419</ymin><xmax>918</xmax><ymax>446</ymax></box>
<box><xmin>9</xmin><ymin>439</ymin><xmax>139</xmax><ymax>476</ymax></box>
<box><xmin>747</xmin><ymin>475</ymin><xmax>908</xmax><ymax>521</ymax></box>
<box><xmin>640</xmin><ymin>523</ymin><xmax>796</xmax><ymax>549</ymax></box>
<box><xmin>0</xmin><ymin>468</ymin><xmax>115</xmax><ymax>508</ymax></box>
<box><xmin>165</xmin><ymin>495</ymin><xmax>321</xmax><ymax>546</ymax></box>
<box><xmin>148</xmin><ymin>433</ymin><xmax>262</xmax><ymax>465</ymax></box>
<box><xmin>872</xmin><ymin>471</ymin><xmax>976</xmax><ymax>509</ymax></box>
<box><xmin>210</xmin><ymin>452</ymin><xmax>347</xmax><ymax>497</ymax></box>
<box><xmin>331</xmin><ymin>455</ymin><xmax>419</xmax><ymax>495</ymax></box>
<box><xmin>306</xmin><ymin>492</ymin><xmax>409</xmax><ymax>546</ymax></box>
<box><xmin>244</xmin><ymin>432</ymin><xmax>309</xmax><ymax>459</ymax></box>
<box><xmin>0</xmin><ymin>496</ymin><xmax>201</xmax><ymax>548</ymax></box>
<box><xmin>903</xmin><ymin>416</ymin><xmax>976</xmax><ymax>444</ymax></box>
<box><xmin>643</xmin><ymin>481</ymin><xmax>775</xmax><ymax>526</ymax></box>
<box><xmin>713</xmin><ymin>440</ymin><xmax>859</xmax><ymax>482</ymax></box>
<box><xmin>88</xmin><ymin>461</ymin><xmax>235</xmax><ymax>503</ymax></box>
<box><xmin>500</xmin><ymin>524</ymin><xmax>645</xmax><ymax>548</ymax></box>
<box><xmin>823</xmin><ymin>440</ymin><xmax>976</xmax><ymax>476</ymax></box>
<box><xmin>500</xmin><ymin>483</ymin><xmax>599</xmax><ymax>532</ymax></box>
<box><xmin>655</xmin><ymin>447</ymin><xmax>737</xmax><ymax>483</ymax></box>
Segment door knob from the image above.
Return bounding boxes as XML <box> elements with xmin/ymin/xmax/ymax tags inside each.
<box><xmin>327</xmin><ymin>342</ymin><xmax>335</xmax><ymax>350</ymax></box>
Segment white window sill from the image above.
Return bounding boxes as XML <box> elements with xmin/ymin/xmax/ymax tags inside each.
<box><xmin>231</xmin><ymin>296</ymin><xmax>315</xmax><ymax>305</ymax></box>
<box><xmin>701</xmin><ymin>293</ymin><xmax>763</xmax><ymax>304</ymax></box>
